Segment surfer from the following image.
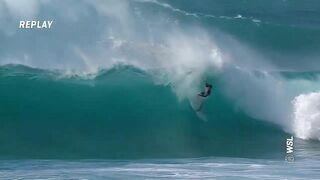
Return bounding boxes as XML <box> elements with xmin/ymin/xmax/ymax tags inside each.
<box><xmin>193</xmin><ymin>81</ymin><xmax>213</xmax><ymax>112</ymax></box>
<box><xmin>198</xmin><ymin>81</ymin><xmax>212</xmax><ymax>97</ymax></box>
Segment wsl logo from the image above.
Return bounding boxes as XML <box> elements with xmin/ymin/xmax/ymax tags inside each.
<box><xmin>285</xmin><ymin>136</ymin><xmax>294</xmax><ymax>162</ymax></box>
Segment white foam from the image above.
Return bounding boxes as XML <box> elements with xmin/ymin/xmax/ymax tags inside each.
<box><xmin>293</xmin><ymin>92</ymin><xmax>320</xmax><ymax>140</ymax></box>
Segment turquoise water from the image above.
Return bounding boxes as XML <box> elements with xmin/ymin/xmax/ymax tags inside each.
<box><xmin>1</xmin><ymin>0</ymin><xmax>320</xmax><ymax>179</ymax></box>
<box><xmin>1</xmin><ymin>139</ymin><xmax>320</xmax><ymax>180</ymax></box>
<box><xmin>0</xmin><ymin>65</ymin><xmax>287</xmax><ymax>159</ymax></box>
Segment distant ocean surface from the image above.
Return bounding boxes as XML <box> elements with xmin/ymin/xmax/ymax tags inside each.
<box><xmin>0</xmin><ymin>0</ymin><xmax>320</xmax><ymax>179</ymax></box>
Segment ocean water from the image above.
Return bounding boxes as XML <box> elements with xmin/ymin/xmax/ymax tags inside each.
<box><xmin>1</xmin><ymin>0</ymin><xmax>320</xmax><ymax>179</ymax></box>
<box><xmin>0</xmin><ymin>156</ymin><xmax>319</xmax><ymax>180</ymax></box>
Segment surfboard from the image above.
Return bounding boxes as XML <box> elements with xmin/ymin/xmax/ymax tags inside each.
<box><xmin>189</xmin><ymin>95</ymin><xmax>208</xmax><ymax>121</ymax></box>
<box><xmin>190</xmin><ymin>95</ymin><xmax>206</xmax><ymax>112</ymax></box>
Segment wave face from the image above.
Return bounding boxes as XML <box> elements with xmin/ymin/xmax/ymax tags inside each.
<box><xmin>0</xmin><ymin>65</ymin><xmax>288</xmax><ymax>159</ymax></box>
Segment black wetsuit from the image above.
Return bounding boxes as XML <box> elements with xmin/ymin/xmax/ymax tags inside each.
<box><xmin>199</xmin><ymin>83</ymin><xmax>212</xmax><ymax>97</ymax></box>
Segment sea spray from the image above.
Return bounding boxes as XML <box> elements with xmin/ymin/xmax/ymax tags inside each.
<box><xmin>293</xmin><ymin>92</ymin><xmax>320</xmax><ymax>140</ymax></box>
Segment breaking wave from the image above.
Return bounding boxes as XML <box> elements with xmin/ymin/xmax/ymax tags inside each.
<box><xmin>1</xmin><ymin>0</ymin><xmax>320</xmax><ymax>159</ymax></box>
<box><xmin>293</xmin><ymin>92</ymin><xmax>320</xmax><ymax>140</ymax></box>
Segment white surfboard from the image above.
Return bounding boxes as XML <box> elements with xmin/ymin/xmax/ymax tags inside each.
<box><xmin>190</xmin><ymin>95</ymin><xmax>206</xmax><ymax>111</ymax></box>
<box><xmin>189</xmin><ymin>95</ymin><xmax>208</xmax><ymax>121</ymax></box>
